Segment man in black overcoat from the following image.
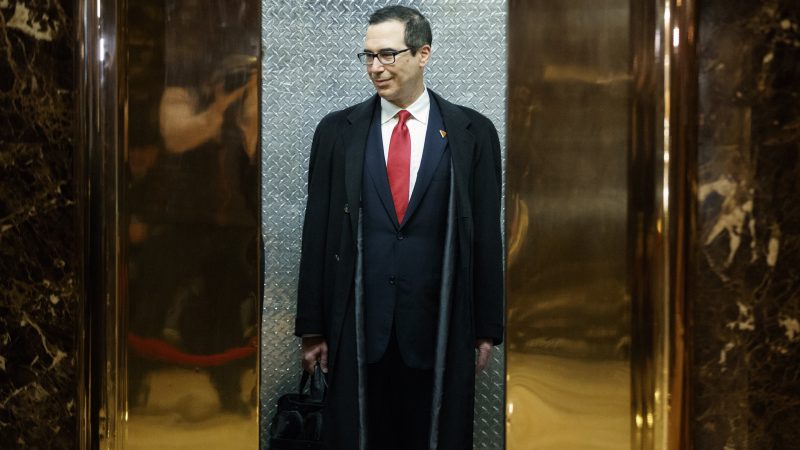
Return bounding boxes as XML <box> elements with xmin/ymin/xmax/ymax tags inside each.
<box><xmin>295</xmin><ymin>6</ymin><xmax>503</xmax><ymax>449</ymax></box>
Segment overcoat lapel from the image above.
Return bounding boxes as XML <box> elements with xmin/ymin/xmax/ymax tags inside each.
<box><xmin>344</xmin><ymin>96</ymin><xmax>380</xmax><ymax>241</ymax></box>
<box><xmin>430</xmin><ymin>91</ymin><xmax>475</xmax><ymax>222</ymax></box>
<box><xmin>428</xmin><ymin>167</ymin><xmax>457</xmax><ymax>449</ymax></box>
<box><xmin>337</xmin><ymin>97</ymin><xmax>377</xmax><ymax>450</ymax></box>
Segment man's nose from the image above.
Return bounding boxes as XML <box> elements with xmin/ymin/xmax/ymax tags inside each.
<box><xmin>367</xmin><ymin>58</ymin><xmax>384</xmax><ymax>73</ymax></box>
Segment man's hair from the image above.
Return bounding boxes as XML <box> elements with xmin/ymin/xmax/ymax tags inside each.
<box><xmin>368</xmin><ymin>6</ymin><xmax>432</xmax><ymax>55</ymax></box>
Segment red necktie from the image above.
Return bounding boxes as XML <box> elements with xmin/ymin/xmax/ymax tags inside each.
<box><xmin>387</xmin><ymin>110</ymin><xmax>411</xmax><ymax>224</ymax></box>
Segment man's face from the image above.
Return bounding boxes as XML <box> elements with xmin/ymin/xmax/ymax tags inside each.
<box><xmin>364</xmin><ymin>20</ymin><xmax>430</xmax><ymax>108</ymax></box>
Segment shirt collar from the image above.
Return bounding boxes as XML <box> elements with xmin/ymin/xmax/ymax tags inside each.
<box><xmin>380</xmin><ymin>87</ymin><xmax>430</xmax><ymax>125</ymax></box>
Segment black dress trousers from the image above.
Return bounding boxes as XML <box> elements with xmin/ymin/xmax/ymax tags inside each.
<box><xmin>367</xmin><ymin>326</ymin><xmax>434</xmax><ymax>450</ymax></box>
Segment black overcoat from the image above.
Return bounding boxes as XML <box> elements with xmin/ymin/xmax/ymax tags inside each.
<box><xmin>295</xmin><ymin>90</ymin><xmax>503</xmax><ymax>449</ymax></box>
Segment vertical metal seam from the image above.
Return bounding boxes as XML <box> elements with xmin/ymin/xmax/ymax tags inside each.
<box><xmin>658</xmin><ymin>0</ymin><xmax>673</xmax><ymax>448</ymax></box>
<box><xmin>75</xmin><ymin>0</ymin><xmax>92</xmax><ymax>447</ymax></box>
<box><xmin>667</xmin><ymin>0</ymin><xmax>697</xmax><ymax>447</ymax></box>
<box><xmin>76</xmin><ymin>0</ymin><xmax>124</xmax><ymax>446</ymax></box>
<box><xmin>102</xmin><ymin>1</ymin><xmax>122</xmax><ymax>445</ymax></box>
<box><xmin>629</xmin><ymin>0</ymin><xmax>669</xmax><ymax>447</ymax></box>
<box><xmin>113</xmin><ymin>2</ymin><xmax>127</xmax><ymax>447</ymax></box>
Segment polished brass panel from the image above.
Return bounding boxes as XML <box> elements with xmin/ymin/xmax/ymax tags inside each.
<box><xmin>79</xmin><ymin>1</ymin><xmax>261</xmax><ymax>448</ymax></box>
<box><xmin>123</xmin><ymin>2</ymin><xmax>261</xmax><ymax>448</ymax></box>
<box><xmin>506</xmin><ymin>1</ymin><xmax>632</xmax><ymax>448</ymax></box>
<box><xmin>507</xmin><ymin>0</ymin><xmax>695</xmax><ymax>446</ymax></box>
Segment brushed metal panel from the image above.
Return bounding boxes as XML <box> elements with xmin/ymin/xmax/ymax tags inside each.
<box><xmin>506</xmin><ymin>1</ymin><xmax>632</xmax><ymax>449</ymax></box>
<box><xmin>259</xmin><ymin>2</ymin><xmax>506</xmax><ymax>448</ymax></box>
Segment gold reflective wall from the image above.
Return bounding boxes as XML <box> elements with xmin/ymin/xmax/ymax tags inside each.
<box><xmin>506</xmin><ymin>1</ymin><xmax>632</xmax><ymax>448</ymax></box>
<box><xmin>80</xmin><ymin>0</ymin><xmax>261</xmax><ymax>448</ymax></box>
<box><xmin>123</xmin><ymin>1</ymin><xmax>260</xmax><ymax>447</ymax></box>
<box><xmin>506</xmin><ymin>0</ymin><xmax>694</xmax><ymax>448</ymax></box>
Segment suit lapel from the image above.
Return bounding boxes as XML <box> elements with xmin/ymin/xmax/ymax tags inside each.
<box><xmin>364</xmin><ymin>106</ymin><xmax>400</xmax><ymax>228</ymax></box>
<box><xmin>402</xmin><ymin>96</ymin><xmax>447</xmax><ymax>228</ymax></box>
<box><xmin>344</xmin><ymin>96</ymin><xmax>379</xmax><ymax>241</ymax></box>
<box><xmin>343</xmin><ymin>91</ymin><xmax>474</xmax><ymax>236</ymax></box>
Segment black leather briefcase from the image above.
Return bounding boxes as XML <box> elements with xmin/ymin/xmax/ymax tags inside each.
<box><xmin>268</xmin><ymin>363</ymin><xmax>328</xmax><ymax>449</ymax></box>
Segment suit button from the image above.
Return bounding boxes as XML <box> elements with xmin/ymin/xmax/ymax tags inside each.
<box><xmin>396</xmin><ymin>232</ymin><xmax>404</xmax><ymax>240</ymax></box>
<box><xmin>389</xmin><ymin>276</ymin><xmax>395</xmax><ymax>285</ymax></box>
<box><xmin>343</xmin><ymin>203</ymin><xmax>350</xmax><ymax>214</ymax></box>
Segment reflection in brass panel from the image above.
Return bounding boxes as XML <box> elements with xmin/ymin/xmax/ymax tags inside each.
<box><xmin>119</xmin><ymin>1</ymin><xmax>260</xmax><ymax>448</ymax></box>
<box><xmin>506</xmin><ymin>1</ymin><xmax>632</xmax><ymax>449</ymax></box>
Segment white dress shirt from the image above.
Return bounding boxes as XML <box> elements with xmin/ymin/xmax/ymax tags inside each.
<box><xmin>380</xmin><ymin>88</ymin><xmax>430</xmax><ymax>199</ymax></box>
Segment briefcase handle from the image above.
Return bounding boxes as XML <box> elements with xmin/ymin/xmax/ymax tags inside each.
<box><xmin>299</xmin><ymin>362</ymin><xmax>328</xmax><ymax>402</ymax></box>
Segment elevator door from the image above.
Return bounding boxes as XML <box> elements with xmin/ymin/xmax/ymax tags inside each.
<box><xmin>506</xmin><ymin>1</ymin><xmax>633</xmax><ymax>448</ymax></box>
<box><xmin>122</xmin><ymin>2</ymin><xmax>261</xmax><ymax>448</ymax></box>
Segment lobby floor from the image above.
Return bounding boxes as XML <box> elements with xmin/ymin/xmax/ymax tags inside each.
<box><xmin>124</xmin><ymin>367</ymin><xmax>258</xmax><ymax>450</ymax></box>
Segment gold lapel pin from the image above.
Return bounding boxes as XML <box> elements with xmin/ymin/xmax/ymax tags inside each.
<box><xmin>439</xmin><ymin>130</ymin><xmax>447</xmax><ymax>138</ymax></box>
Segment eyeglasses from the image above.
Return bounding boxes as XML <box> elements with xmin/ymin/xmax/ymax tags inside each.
<box><xmin>357</xmin><ymin>48</ymin><xmax>412</xmax><ymax>65</ymax></box>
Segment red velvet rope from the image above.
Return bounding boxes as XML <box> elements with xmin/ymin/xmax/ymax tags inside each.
<box><xmin>127</xmin><ymin>333</ymin><xmax>257</xmax><ymax>367</ymax></box>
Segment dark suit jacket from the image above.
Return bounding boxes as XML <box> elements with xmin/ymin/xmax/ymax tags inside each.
<box><xmin>361</xmin><ymin>94</ymin><xmax>453</xmax><ymax>369</ymax></box>
<box><xmin>295</xmin><ymin>89</ymin><xmax>503</xmax><ymax>449</ymax></box>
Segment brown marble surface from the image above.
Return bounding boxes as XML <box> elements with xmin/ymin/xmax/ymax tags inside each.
<box><xmin>694</xmin><ymin>0</ymin><xmax>800</xmax><ymax>448</ymax></box>
<box><xmin>0</xmin><ymin>1</ymin><xmax>77</xmax><ymax>448</ymax></box>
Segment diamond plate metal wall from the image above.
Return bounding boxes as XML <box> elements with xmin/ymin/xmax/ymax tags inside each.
<box><xmin>260</xmin><ymin>2</ymin><xmax>506</xmax><ymax>448</ymax></box>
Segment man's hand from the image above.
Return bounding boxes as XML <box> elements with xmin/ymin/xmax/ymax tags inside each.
<box><xmin>476</xmin><ymin>338</ymin><xmax>493</xmax><ymax>373</ymax></box>
<box><xmin>302</xmin><ymin>336</ymin><xmax>329</xmax><ymax>374</ymax></box>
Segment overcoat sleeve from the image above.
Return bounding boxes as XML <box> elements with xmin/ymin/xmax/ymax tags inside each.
<box><xmin>471</xmin><ymin>116</ymin><xmax>504</xmax><ymax>345</ymax></box>
<box><xmin>295</xmin><ymin>118</ymin><xmax>333</xmax><ymax>336</ymax></box>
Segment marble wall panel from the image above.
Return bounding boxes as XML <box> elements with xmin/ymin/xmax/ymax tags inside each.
<box><xmin>0</xmin><ymin>1</ymin><xmax>77</xmax><ymax>448</ymax></box>
<box><xmin>694</xmin><ymin>0</ymin><xmax>800</xmax><ymax>448</ymax></box>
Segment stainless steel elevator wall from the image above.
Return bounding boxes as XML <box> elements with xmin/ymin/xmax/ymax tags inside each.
<box><xmin>259</xmin><ymin>2</ymin><xmax>507</xmax><ymax>448</ymax></box>
<box><xmin>506</xmin><ymin>1</ymin><xmax>632</xmax><ymax>448</ymax></box>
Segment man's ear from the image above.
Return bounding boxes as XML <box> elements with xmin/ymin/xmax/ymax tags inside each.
<box><xmin>417</xmin><ymin>44</ymin><xmax>432</xmax><ymax>67</ymax></box>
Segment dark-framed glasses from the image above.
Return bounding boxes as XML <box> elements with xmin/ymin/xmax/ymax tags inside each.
<box><xmin>357</xmin><ymin>48</ymin><xmax>412</xmax><ymax>65</ymax></box>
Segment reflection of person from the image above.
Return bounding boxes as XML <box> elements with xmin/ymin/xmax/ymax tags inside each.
<box><xmin>127</xmin><ymin>58</ymin><xmax>259</xmax><ymax>414</ymax></box>
<box><xmin>295</xmin><ymin>6</ymin><xmax>503</xmax><ymax>449</ymax></box>
<box><xmin>160</xmin><ymin>63</ymin><xmax>258</xmax><ymax>161</ymax></box>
